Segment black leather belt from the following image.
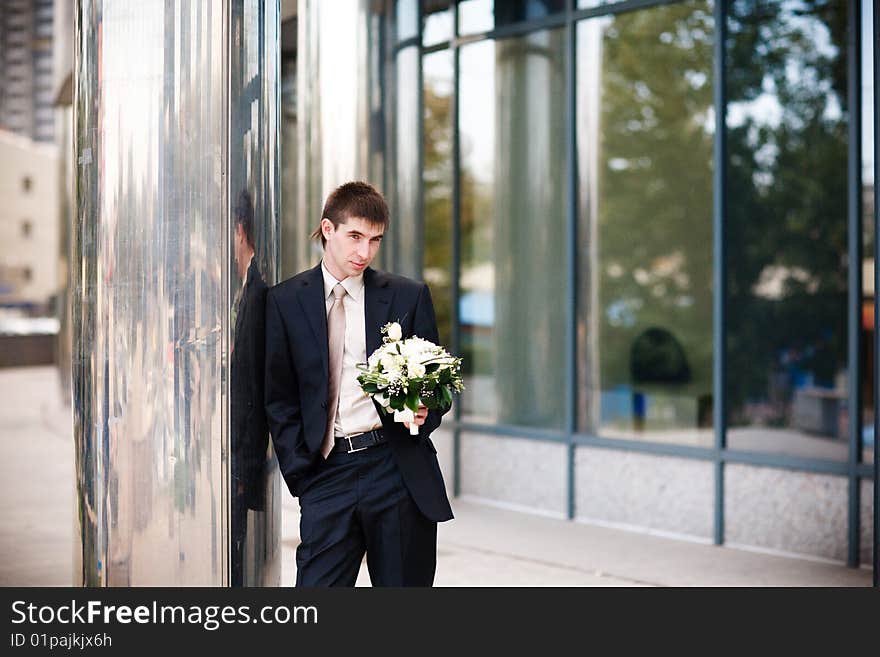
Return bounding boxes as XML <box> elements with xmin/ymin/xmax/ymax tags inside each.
<box><xmin>332</xmin><ymin>428</ymin><xmax>387</xmax><ymax>454</ymax></box>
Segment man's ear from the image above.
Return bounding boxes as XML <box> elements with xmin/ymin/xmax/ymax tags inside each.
<box><xmin>320</xmin><ymin>217</ymin><xmax>334</xmax><ymax>239</ymax></box>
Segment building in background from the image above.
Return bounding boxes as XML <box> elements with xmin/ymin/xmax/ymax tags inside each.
<box><xmin>0</xmin><ymin>0</ymin><xmax>59</xmax><ymax>311</ymax></box>
<box><xmin>0</xmin><ymin>0</ymin><xmax>59</xmax><ymax>368</ymax></box>
<box><xmin>0</xmin><ymin>0</ymin><xmax>55</xmax><ymax>143</ymax></box>
<box><xmin>0</xmin><ymin>130</ymin><xmax>57</xmax><ymax>310</ymax></box>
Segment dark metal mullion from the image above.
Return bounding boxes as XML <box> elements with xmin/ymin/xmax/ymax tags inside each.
<box><xmin>721</xmin><ymin>448</ymin><xmax>854</xmax><ymax>476</ymax></box>
<box><xmin>455</xmin><ymin>12</ymin><xmax>567</xmax><ymax>46</ymax></box>
<box><xmin>575</xmin><ymin>433</ymin><xmax>855</xmax><ymax>475</ymax></box>
<box><xmin>457</xmin><ymin>421</ymin><xmax>568</xmax><ymax>443</ymax></box>
<box><xmin>571</xmin><ymin>0</ymin><xmax>683</xmax><ymax>23</ymax></box>
<box><xmin>451</xmin><ymin>0</ymin><xmax>462</xmax><ymax>499</ymax></box>
<box><xmin>573</xmin><ymin>433</ymin><xmax>716</xmax><ymax>460</ymax></box>
<box><xmin>423</xmin><ymin>40</ymin><xmax>452</xmax><ymax>55</ymax></box>
<box><xmin>846</xmin><ymin>0</ymin><xmax>863</xmax><ymax>569</ymax></box>
<box><xmin>396</xmin><ymin>35</ymin><xmax>420</xmax><ymax>50</ymax></box>
<box><xmin>447</xmin><ymin>13</ymin><xmax>570</xmax><ymax>51</ymax></box>
<box><xmin>873</xmin><ymin>0</ymin><xmax>879</xmax><ymax>588</ymax></box>
<box><xmin>450</xmin><ymin>416</ymin><xmax>859</xmax><ymax>473</ymax></box>
<box><xmin>712</xmin><ymin>0</ymin><xmax>728</xmax><ymax>547</ymax></box>
<box><xmin>565</xmin><ymin>0</ymin><xmax>577</xmax><ymax>521</ymax></box>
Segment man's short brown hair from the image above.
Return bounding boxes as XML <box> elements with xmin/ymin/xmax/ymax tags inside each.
<box><xmin>311</xmin><ymin>181</ymin><xmax>390</xmax><ymax>247</ymax></box>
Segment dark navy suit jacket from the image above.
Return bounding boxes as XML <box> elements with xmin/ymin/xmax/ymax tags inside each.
<box><xmin>264</xmin><ymin>263</ymin><xmax>453</xmax><ymax>523</ymax></box>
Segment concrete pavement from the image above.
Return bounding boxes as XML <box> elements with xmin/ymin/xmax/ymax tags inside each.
<box><xmin>1</xmin><ymin>366</ymin><xmax>872</xmax><ymax>587</ymax></box>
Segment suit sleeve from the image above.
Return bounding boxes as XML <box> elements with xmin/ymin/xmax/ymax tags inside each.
<box><xmin>264</xmin><ymin>290</ymin><xmax>306</xmax><ymax>495</ymax></box>
<box><xmin>412</xmin><ymin>282</ymin><xmax>449</xmax><ymax>438</ymax></box>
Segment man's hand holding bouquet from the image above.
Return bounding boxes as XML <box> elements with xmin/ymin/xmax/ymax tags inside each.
<box><xmin>357</xmin><ymin>322</ymin><xmax>463</xmax><ymax>435</ymax></box>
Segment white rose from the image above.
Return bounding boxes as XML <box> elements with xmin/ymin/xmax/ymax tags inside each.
<box><xmin>386</xmin><ymin>322</ymin><xmax>402</xmax><ymax>341</ymax></box>
<box><xmin>380</xmin><ymin>353</ymin><xmax>400</xmax><ymax>374</ymax></box>
<box><xmin>409</xmin><ymin>362</ymin><xmax>426</xmax><ymax>378</ymax></box>
<box><xmin>401</xmin><ymin>337</ymin><xmax>428</xmax><ymax>358</ymax></box>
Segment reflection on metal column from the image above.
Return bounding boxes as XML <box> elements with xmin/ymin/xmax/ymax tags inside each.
<box><xmin>73</xmin><ymin>0</ymin><xmax>280</xmax><ymax>586</ymax></box>
<box><xmin>297</xmin><ymin>0</ymin><xmax>383</xmax><ymax>262</ymax></box>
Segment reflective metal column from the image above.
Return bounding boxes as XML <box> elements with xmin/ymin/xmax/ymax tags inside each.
<box><xmin>73</xmin><ymin>0</ymin><xmax>280</xmax><ymax>586</ymax></box>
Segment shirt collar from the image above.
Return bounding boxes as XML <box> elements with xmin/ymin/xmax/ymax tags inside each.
<box><xmin>321</xmin><ymin>259</ymin><xmax>364</xmax><ymax>304</ymax></box>
<box><xmin>241</xmin><ymin>255</ymin><xmax>254</xmax><ymax>289</ymax></box>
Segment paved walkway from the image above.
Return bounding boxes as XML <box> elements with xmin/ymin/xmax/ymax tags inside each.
<box><xmin>1</xmin><ymin>366</ymin><xmax>872</xmax><ymax>587</ymax></box>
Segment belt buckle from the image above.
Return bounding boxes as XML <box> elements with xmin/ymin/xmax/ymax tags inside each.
<box><xmin>344</xmin><ymin>434</ymin><xmax>369</xmax><ymax>454</ymax></box>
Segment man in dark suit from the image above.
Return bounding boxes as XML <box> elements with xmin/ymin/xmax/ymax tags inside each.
<box><xmin>265</xmin><ymin>181</ymin><xmax>453</xmax><ymax>587</ymax></box>
<box><xmin>231</xmin><ymin>190</ymin><xmax>269</xmax><ymax>586</ymax></box>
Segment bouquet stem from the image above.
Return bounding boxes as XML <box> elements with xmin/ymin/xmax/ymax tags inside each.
<box><xmin>393</xmin><ymin>407</ymin><xmax>420</xmax><ymax>436</ymax></box>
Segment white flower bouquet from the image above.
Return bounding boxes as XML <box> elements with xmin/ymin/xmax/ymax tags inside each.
<box><xmin>356</xmin><ymin>322</ymin><xmax>464</xmax><ymax>435</ymax></box>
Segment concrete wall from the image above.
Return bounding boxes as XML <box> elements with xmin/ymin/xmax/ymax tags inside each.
<box><xmin>460</xmin><ymin>432</ymin><xmax>567</xmax><ymax>517</ymax></box>
<box><xmin>457</xmin><ymin>436</ymin><xmax>873</xmax><ymax>564</ymax></box>
<box><xmin>575</xmin><ymin>447</ymin><xmax>714</xmax><ymax>540</ymax></box>
<box><xmin>724</xmin><ymin>464</ymin><xmax>848</xmax><ymax>562</ymax></box>
<box><xmin>862</xmin><ymin>478</ymin><xmax>874</xmax><ymax>568</ymax></box>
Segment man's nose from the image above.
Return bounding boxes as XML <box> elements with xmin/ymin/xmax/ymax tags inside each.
<box><xmin>357</xmin><ymin>241</ymin><xmax>370</xmax><ymax>259</ymax></box>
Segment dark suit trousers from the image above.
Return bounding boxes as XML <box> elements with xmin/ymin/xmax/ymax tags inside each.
<box><xmin>295</xmin><ymin>442</ymin><xmax>437</xmax><ymax>587</ymax></box>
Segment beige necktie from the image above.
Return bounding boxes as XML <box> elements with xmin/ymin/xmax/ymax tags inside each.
<box><xmin>321</xmin><ymin>283</ymin><xmax>346</xmax><ymax>457</ymax></box>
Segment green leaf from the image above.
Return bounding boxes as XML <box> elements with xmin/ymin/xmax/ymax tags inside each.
<box><xmin>405</xmin><ymin>387</ymin><xmax>420</xmax><ymax>412</ymax></box>
<box><xmin>440</xmin><ymin>385</ymin><xmax>453</xmax><ymax>408</ymax></box>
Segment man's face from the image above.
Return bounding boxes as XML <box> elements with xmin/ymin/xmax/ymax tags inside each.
<box><xmin>322</xmin><ymin>215</ymin><xmax>384</xmax><ymax>279</ymax></box>
<box><xmin>233</xmin><ymin>223</ymin><xmax>248</xmax><ymax>279</ymax></box>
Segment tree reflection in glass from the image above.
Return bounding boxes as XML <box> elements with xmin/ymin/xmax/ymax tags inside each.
<box><xmin>577</xmin><ymin>1</ymin><xmax>715</xmax><ymax>445</ymax></box>
<box><xmin>725</xmin><ymin>0</ymin><xmax>850</xmax><ymax>461</ymax></box>
<box><xmin>423</xmin><ymin>51</ymin><xmax>454</xmax><ymax>348</ymax></box>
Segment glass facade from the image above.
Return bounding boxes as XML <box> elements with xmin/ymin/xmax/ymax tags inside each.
<box><xmin>458</xmin><ymin>0</ymin><xmax>566</xmax><ymax>35</ymax></box>
<box><xmin>379</xmin><ymin>0</ymin><xmax>876</xmax><ymax>567</ymax></box>
<box><xmin>724</xmin><ymin>0</ymin><xmax>850</xmax><ymax>461</ymax></box>
<box><xmin>395</xmin><ymin>46</ymin><xmax>422</xmax><ymax>278</ymax></box>
<box><xmin>576</xmin><ymin>2</ymin><xmax>715</xmax><ymax>445</ymax></box>
<box><xmin>459</xmin><ymin>31</ymin><xmax>567</xmax><ymax>428</ymax></box>
<box><xmin>423</xmin><ymin>49</ymin><xmax>455</xmax><ymax>347</ymax></box>
<box><xmin>423</xmin><ymin>0</ymin><xmax>454</xmax><ymax>45</ymax></box>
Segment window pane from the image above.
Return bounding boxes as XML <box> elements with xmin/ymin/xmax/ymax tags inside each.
<box><xmin>576</xmin><ymin>2</ymin><xmax>715</xmax><ymax>446</ymax></box>
<box><xmin>423</xmin><ymin>0</ymin><xmax>453</xmax><ymax>45</ymax></box>
<box><xmin>458</xmin><ymin>0</ymin><xmax>566</xmax><ymax>35</ymax></box>
<box><xmin>395</xmin><ymin>47</ymin><xmax>420</xmax><ymax>278</ymax></box>
<box><xmin>423</xmin><ymin>50</ymin><xmax>455</xmax><ymax>347</ymax></box>
<box><xmin>725</xmin><ymin>0</ymin><xmax>850</xmax><ymax>461</ymax></box>
<box><xmin>459</xmin><ymin>30</ymin><xmax>567</xmax><ymax>428</ymax></box>
<box><xmin>397</xmin><ymin>0</ymin><xmax>419</xmax><ymax>41</ymax></box>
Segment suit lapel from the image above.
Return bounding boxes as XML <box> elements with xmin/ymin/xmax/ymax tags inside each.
<box><xmin>233</xmin><ymin>258</ymin><xmax>255</xmax><ymax>337</ymax></box>
<box><xmin>297</xmin><ymin>263</ymin><xmax>329</xmax><ymax>377</ymax></box>
<box><xmin>233</xmin><ymin>283</ymin><xmax>246</xmax><ymax>338</ymax></box>
<box><xmin>364</xmin><ymin>267</ymin><xmax>393</xmax><ymax>357</ymax></box>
